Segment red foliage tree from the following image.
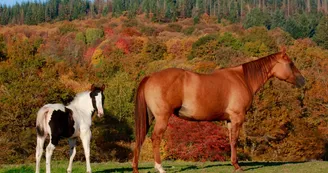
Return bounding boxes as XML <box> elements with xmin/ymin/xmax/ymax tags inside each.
<box><xmin>83</xmin><ymin>47</ymin><xmax>96</xmax><ymax>63</ymax></box>
<box><xmin>164</xmin><ymin>115</ymin><xmax>230</xmax><ymax>161</ymax></box>
<box><xmin>121</xmin><ymin>27</ymin><xmax>141</xmax><ymax>37</ymax></box>
<box><xmin>104</xmin><ymin>27</ymin><xmax>114</xmax><ymax>38</ymax></box>
<box><xmin>115</xmin><ymin>38</ymin><xmax>130</xmax><ymax>54</ymax></box>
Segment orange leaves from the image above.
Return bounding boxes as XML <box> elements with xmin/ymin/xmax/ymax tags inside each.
<box><xmin>84</xmin><ymin>47</ymin><xmax>96</xmax><ymax>63</ymax></box>
<box><xmin>115</xmin><ymin>38</ymin><xmax>130</xmax><ymax>54</ymax></box>
<box><xmin>121</xmin><ymin>27</ymin><xmax>141</xmax><ymax>37</ymax></box>
<box><xmin>104</xmin><ymin>27</ymin><xmax>114</xmax><ymax>38</ymax></box>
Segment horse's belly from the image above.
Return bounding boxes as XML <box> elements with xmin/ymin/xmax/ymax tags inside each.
<box><xmin>178</xmin><ymin>105</ymin><xmax>227</xmax><ymax>121</ymax></box>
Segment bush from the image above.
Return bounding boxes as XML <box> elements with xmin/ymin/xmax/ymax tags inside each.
<box><xmin>166</xmin><ymin>23</ymin><xmax>182</xmax><ymax>32</ymax></box>
<box><xmin>58</xmin><ymin>23</ymin><xmax>77</xmax><ymax>35</ymax></box>
<box><xmin>218</xmin><ymin>32</ymin><xmax>243</xmax><ymax>50</ymax></box>
<box><xmin>242</xmin><ymin>27</ymin><xmax>277</xmax><ymax>56</ymax></box>
<box><xmin>104</xmin><ymin>72</ymin><xmax>135</xmax><ymax>123</ymax></box>
<box><xmin>121</xmin><ymin>27</ymin><xmax>141</xmax><ymax>37</ymax></box>
<box><xmin>188</xmin><ymin>34</ymin><xmax>218</xmax><ymax>60</ymax></box>
<box><xmin>164</xmin><ymin>116</ymin><xmax>230</xmax><ymax>161</ymax></box>
<box><xmin>85</xmin><ymin>28</ymin><xmax>104</xmax><ymax>45</ymax></box>
<box><xmin>122</xmin><ymin>18</ymin><xmax>138</xmax><ymax>28</ymax></box>
<box><xmin>115</xmin><ymin>38</ymin><xmax>130</xmax><ymax>54</ymax></box>
<box><xmin>75</xmin><ymin>32</ymin><xmax>86</xmax><ymax>44</ymax></box>
<box><xmin>142</xmin><ymin>39</ymin><xmax>167</xmax><ymax>61</ymax></box>
<box><xmin>140</xmin><ymin>25</ymin><xmax>157</xmax><ymax>36</ymax></box>
<box><xmin>0</xmin><ymin>34</ymin><xmax>7</xmax><ymax>61</ymax></box>
<box><xmin>182</xmin><ymin>26</ymin><xmax>195</xmax><ymax>35</ymax></box>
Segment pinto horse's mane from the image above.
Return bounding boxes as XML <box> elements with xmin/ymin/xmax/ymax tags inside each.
<box><xmin>68</xmin><ymin>91</ymin><xmax>90</xmax><ymax>105</ymax></box>
<box><xmin>242</xmin><ymin>52</ymin><xmax>279</xmax><ymax>89</ymax></box>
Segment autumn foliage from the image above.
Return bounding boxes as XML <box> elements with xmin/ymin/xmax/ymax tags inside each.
<box><xmin>164</xmin><ymin>116</ymin><xmax>230</xmax><ymax>161</ymax></box>
<box><xmin>0</xmin><ymin>15</ymin><xmax>327</xmax><ymax>164</ymax></box>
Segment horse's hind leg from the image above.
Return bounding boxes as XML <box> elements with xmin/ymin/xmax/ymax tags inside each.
<box><xmin>152</xmin><ymin>114</ymin><xmax>170</xmax><ymax>173</ymax></box>
<box><xmin>45</xmin><ymin>140</ymin><xmax>56</xmax><ymax>173</ymax></box>
<box><xmin>36</xmin><ymin>136</ymin><xmax>45</xmax><ymax>173</ymax></box>
<box><xmin>67</xmin><ymin>138</ymin><xmax>77</xmax><ymax>173</ymax></box>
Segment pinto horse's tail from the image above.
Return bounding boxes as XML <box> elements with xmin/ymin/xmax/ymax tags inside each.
<box><xmin>36</xmin><ymin>106</ymin><xmax>49</xmax><ymax>137</ymax></box>
<box><xmin>133</xmin><ymin>76</ymin><xmax>152</xmax><ymax>173</ymax></box>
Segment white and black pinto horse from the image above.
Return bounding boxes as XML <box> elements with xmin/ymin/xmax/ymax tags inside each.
<box><xmin>35</xmin><ymin>84</ymin><xmax>105</xmax><ymax>173</ymax></box>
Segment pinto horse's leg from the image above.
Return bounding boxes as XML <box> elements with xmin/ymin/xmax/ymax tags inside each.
<box><xmin>45</xmin><ymin>142</ymin><xmax>56</xmax><ymax>173</ymax></box>
<box><xmin>36</xmin><ymin>136</ymin><xmax>45</xmax><ymax>173</ymax></box>
<box><xmin>67</xmin><ymin>138</ymin><xmax>77</xmax><ymax>173</ymax></box>
<box><xmin>152</xmin><ymin>115</ymin><xmax>169</xmax><ymax>173</ymax></box>
<box><xmin>80</xmin><ymin>128</ymin><xmax>92</xmax><ymax>173</ymax></box>
<box><xmin>227</xmin><ymin>111</ymin><xmax>245</xmax><ymax>172</ymax></box>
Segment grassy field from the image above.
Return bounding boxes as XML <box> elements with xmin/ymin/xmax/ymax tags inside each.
<box><xmin>1</xmin><ymin>161</ymin><xmax>328</xmax><ymax>173</ymax></box>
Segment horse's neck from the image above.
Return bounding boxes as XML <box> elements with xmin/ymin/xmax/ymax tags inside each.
<box><xmin>67</xmin><ymin>92</ymin><xmax>94</xmax><ymax>126</ymax></box>
<box><xmin>242</xmin><ymin>55</ymin><xmax>278</xmax><ymax>94</ymax></box>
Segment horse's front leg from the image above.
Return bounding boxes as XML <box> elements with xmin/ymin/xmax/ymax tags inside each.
<box><xmin>67</xmin><ymin>138</ymin><xmax>77</xmax><ymax>173</ymax></box>
<box><xmin>80</xmin><ymin>128</ymin><xmax>92</xmax><ymax>173</ymax></box>
<box><xmin>227</xmin><ymin>111</ymin><xmax>245</xmax><ymax>172</ymax></box>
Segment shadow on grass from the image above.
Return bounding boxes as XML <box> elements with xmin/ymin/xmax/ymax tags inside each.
<box><xmin>94</xmin><ymin>166</ymin><xmax>152</xmax><ymax>173</ymax></box>
<box><xmin>240</xmin><ymin>161</ymin><xmax>305</xmax><ymax>171</ymax></box>
<box><xmin>166</xmin><ymin>161</ymin><xmax>305</xmax><ymax>172</ymax></box>
<box><xmin>2</xmin><ymin>166</ymin><xmax>34</xmax><ymax>173</ymax></box>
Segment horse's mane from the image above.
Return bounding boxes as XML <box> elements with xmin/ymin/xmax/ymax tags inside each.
<box><xmin>67</xmin><ymin>91</ymin><xmax>90</xmax><ymax>107</ymax></box>
<box><xmin>242</xmin><ymin>53</ymin><xmax>279</xmax><ymax>89</ymax></box>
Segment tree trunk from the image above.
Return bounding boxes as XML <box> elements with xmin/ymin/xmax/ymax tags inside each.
<box><xmin>240</xmin><ymin>0</ymin><xmax>243</xmax><ymax>17</ymax></box>
<box><xmin>259</xmin><ymin>0</ymin><xmax>261</xmax><ymax>10</ymax></box>
<box><xmin>217</xmin><ymin>0</ymin><xmax>220</xmax><ymax>16</ymax></box>
<box><xmin>262</xmin><ymin>0</ymin><xmax>265</xmax><ymax>11</ymax></box>
<box><xmin>213</xmin><ymin>0</ymin><xmax>216</xmax><ymax>16</ymax></box>
<box><xmin>210</xmin><ymin>0</ymin><xmax>212</xmax><ymax>16</ymax></box>
<box><xmin>322</xmin><ymin>0</ymin><xmax>328</xmax><ymax>14</ymax></box>
<box><xmin>287</xmin><ymin>0</ymin><xmax>290</xmax><ymax>16</ymax></box>
<box><xmin>306</xmin><ymin>0</ymin><xmax>311</xmax><ymax>13</ymax></box>
<box><xmin>318</xmin><ymin>0</ymin><xmax>321</xmax><ymax>12</ymax></box>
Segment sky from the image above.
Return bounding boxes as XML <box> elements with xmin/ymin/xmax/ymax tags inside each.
<box><xmin>0</xmin><ymin>0</ymin><xmax>47</xmax><ymax>6</ymax></box>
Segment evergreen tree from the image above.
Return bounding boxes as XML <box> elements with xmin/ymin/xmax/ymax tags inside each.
<box><xmin>271</xmin><ymin>10</ymin><xmax>285</xmax><ymax>29</ymax></box>
<box><xmin>313</xmin><ymin>16</ymin><xmax>328</xmax><ymax>49</ymax></box>
<box><xmin>243</xmin><ymin>8</ymin><xmax>271</xmax><ymax>29</ymax></box>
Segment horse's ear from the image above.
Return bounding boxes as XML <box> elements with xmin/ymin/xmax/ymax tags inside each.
<box><xmin>91</xmin><ymin>84</ymin><xmax>95</xmax><ymax>91</ymax></box>
<box><xmin>101</xmin><ymin>84</ymin><xmax>105</xmax><ymax>91</ymax></box>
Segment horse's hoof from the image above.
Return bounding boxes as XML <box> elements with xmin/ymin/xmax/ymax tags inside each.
<box><xmin>233</xmin><ymin>168</ymin><xmax>244</xmax><ymax>172</ymax></box>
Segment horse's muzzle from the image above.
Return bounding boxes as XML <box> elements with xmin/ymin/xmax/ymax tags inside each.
<box><xmin>97</xmin><ymin>110</ymin><xmax>104</xmax><ymax>117</ymax></box>
<box><xmin>296</xmin><ymin>75</ymin><xmax>306</xmax><ymax>88</ymax></box>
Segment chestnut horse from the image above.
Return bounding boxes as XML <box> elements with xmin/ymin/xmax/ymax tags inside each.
<box><xmin>132</xmin><ymin>49</ymin><xmax>305</xmax><ymax>173</ymax></box>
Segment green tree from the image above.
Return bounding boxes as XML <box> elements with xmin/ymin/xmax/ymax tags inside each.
<box><xmin>271</xmin><ymin>10</ymin><xmax>285</xmax><ymax>29</ymax></box>
<box><xmin>313</xmin><ymin>16</ymin><xmax>328</xmax><ymax>49</ymax></box>
<box><xmin>243</xmin><ymin>8</ymin><xmax>271</xmax><ymax>29</ymax></box>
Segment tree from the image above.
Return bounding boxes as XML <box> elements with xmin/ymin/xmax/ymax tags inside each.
<box><xmin>313</xmin><ymin>16</ymin><xmax>328</xmax><ymax>49</ymax></box>
<box><xmin>271</xmin><ymin>10</ymin><xmax>285</xmax><ymax>29</ymax></box>
<box><xmin>243</xmin><ymin>8</ymin><xmax>271</xmax><ymax>29</ymax></box>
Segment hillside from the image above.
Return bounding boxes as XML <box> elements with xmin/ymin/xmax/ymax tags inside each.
<box><xmin>0</xmin><ymin>14</ymin><xmax>328</xmax><ymax>164</ymax></box>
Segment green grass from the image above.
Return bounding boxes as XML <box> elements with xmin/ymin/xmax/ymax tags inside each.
<box><xmin>1</xmin><ymin>160</ymin><xmax>328</xmax><ymax>173</ymax></box>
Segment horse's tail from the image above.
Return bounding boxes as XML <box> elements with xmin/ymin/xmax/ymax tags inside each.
<box><xmin>36</xmin><ymin>106</ymin><xmax>49</xmax><ymax>137</ymax></box>
<box><xmin>133</xmin><ymin>76</ymin><xmax>152</xmax><ymax>172</ymax></box>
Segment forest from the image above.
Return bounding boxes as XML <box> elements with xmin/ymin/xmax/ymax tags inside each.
<box><xmin>0</xmin><ymin>0</ymin><xmax>328</xmax><ymax>165</ymax></box>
